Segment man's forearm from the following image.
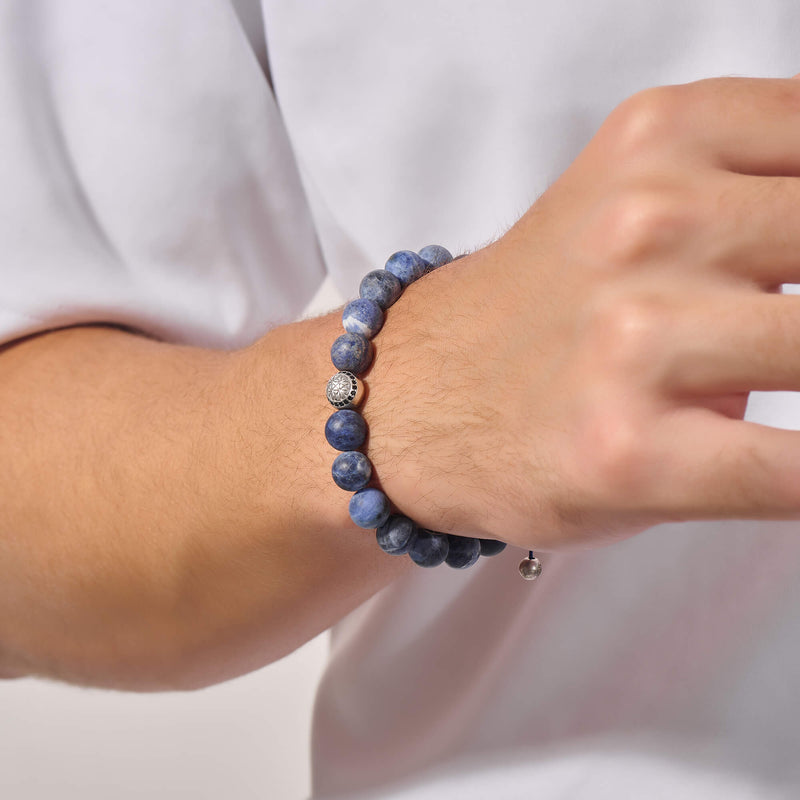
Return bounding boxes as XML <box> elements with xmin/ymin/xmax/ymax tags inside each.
<box><xmin>0</xmin><ymin>318</ymin><xmax>409</xmax><ymax>691</ymax></box>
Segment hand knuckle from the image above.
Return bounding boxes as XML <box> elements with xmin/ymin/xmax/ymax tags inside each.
<box><xmin>583</xmin><ymin>293</ymin><xmax>670</xmax><ymax>373</ymax></box>
<box><xmin>584</xmin><ymin>189</ymin><xmax>687</xmax><ymax>269</ymax></box>
<box><xmin>582</xmin><ymin>410</ymin><xmax>650</xmax><ymax>501</ymax></box>
<box><xmin>604</xmin><ymin>85</ymin><xmax>686</xmax><ymax>156</ymax></box>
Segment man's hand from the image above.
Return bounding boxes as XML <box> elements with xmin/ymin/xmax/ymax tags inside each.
<box><xmin>367</xmin><ymin>77</ymin><xmax>800</xmax><ymax>552</ymax></box>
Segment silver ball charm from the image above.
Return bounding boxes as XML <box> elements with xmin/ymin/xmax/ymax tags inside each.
<box><xmin>519</xmin><ymin>554</ymin><xmax>542</xmax><ymax>581</ymax></box>
<box><xmin>326</xmin><ymin>371</ymin><xmax>364</xmax><ymax>409</ymax></box>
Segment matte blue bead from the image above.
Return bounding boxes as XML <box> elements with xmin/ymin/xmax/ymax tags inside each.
<box><xmin>325</xmin><ymin>410</ymin><xmax>366</xmax><ymax>451</ymax></box>
<box><xmin>479</xmin><ymin>539</ymin><xmax>507</xmax><ymax>557</ymax></box>
<box><xmin>376</xmin><ymin>514</ymin><xmax>417</xmax><ymax>555</ymax></box>
<box><xmin>359</xmin><ymin>269</ymin><xmax>403</xmax><ymax>310</ymax></box>
<box><xmin>331</xmin><ymin>332</ymin><xmax>372</xmax><ymax>373</ymax></box>
<box><xmin>445</xmin><ymin>536</ymin><xmax>481</xmax><ymax>569</ymax></box>
<box><xmin>384</xmin><ymin>250</ymin><xmax>426</xmax><ymax>287</ymax></box>
<box><xmin>349</xmin><ymin>488</ymin><xmax>391</xmax><ymax>529</ymax></box>
<box><xmin>342</xmin><ymin>298</ymin><xmax>384</xmax><ymax>339</ymax></box>
<box><xmin>409</xmin><ymin>530</ymin><xmax>449</xmax><ymax>567</ymax></box>
<box><xmin>331</xmin><ymin>451</ymin><xmax>372</xmax><ymax>491</ymax></box>
<box><xmin>418</xmin><ymin>245</ymin><xmax>453</xmax><ymax>272</ymax></box>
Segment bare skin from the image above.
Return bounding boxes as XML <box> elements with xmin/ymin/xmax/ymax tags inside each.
<box><xmin>3</xmin><ymin>76</ymin><xmax>800</xmax><ymax>690</ymax></box>
<box><xmin>368</xmin><ymin>76</ymin><xmax>800</xmax><ymax>548</ymax></box>
<box><xmin>0</xmin><ymin>317</ymin><xmax>410</xmax><ymax>690</ymax></box>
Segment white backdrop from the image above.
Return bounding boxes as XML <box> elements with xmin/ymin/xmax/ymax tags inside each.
<box><xmin>0</xmin><ymin>632</ymin><xmax>328</xmax><ymax>800</ymax></box>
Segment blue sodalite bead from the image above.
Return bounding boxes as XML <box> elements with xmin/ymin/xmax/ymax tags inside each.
<box><xmin>349</xmin><ymin>488</ymin><xmax>391</xmax><ymax>529</ymax></box>
<box><xmin>331</xmin><ymin>332</ymin><xmax>372</xmax><ymax>374</ymax></box>
<box><xmin>445</xmin><ymin>535</ymin><xmax>481</xmax><ymax>569</ymax></box>
<box><xmin>418</xmin><ymin>245</ymin><xmax>454</xmax><ymax>272</ymax></box>
<box><xmin>331</xmin><ymin>451</ymin><xmax>372</xmax><ymax>491</ymax></box>
<box><xmin>384</xmin><ymin>250</ymin><xmax>426</xmax><ymax>287</ymax></box>
<box><xmin>359</xmin><ymin>269</ymin><xmax>403</xmax><ymax>310</ymax></box>
<box><xmin>342</xmin><ymin>298</ymin><xmax>384</xmax><ymax>339</ymax></box>
<box><xmin>408</xmin><ymin>530</ymin><xmax>450</xmax><ymax>567</ymax></box>
<box><xmin>376</xmin><ymin>514</ymin><xmax>417</xmax><ymax>555</ymax></box>
<box><xmin>479</xmin><ymin>539</ymin><xmax>507</xmax><ymax>557</ymax></box>
<box><xmin>325</xmin><ymin>409</ymin><xmax>366</xmax><ymax>451</ymax></box>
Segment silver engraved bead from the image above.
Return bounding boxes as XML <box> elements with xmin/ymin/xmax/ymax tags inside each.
<box><xmin>519</xmin><ymin>555</ymin><xmax>542</xmax><ymax>581</ymax></box>
<box><xmin>326</xmin><ymin>371</ymin><xmax>364</xmax><ymax>409</ymax></box>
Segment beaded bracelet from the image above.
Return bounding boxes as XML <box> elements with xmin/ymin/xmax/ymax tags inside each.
<box><xmin>324</xmin><ymin>246</ymin><xmax>542</xmax><ymax>581</ymax></box>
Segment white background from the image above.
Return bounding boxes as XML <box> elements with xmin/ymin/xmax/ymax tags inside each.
<box><xmin>0</xmin><ymin>632</ymin><xmax>328</xmax><ymax>800</ymax></box>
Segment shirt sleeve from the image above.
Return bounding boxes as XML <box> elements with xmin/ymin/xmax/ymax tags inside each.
<box><xmin>0</xmin><ymin>1</ymin><xmax>326</xmax><ymax>349</ymax></box>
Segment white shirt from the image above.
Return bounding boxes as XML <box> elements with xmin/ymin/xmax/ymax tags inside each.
<box><xmin>3</xmin><ymin>2</ymin><xmax>800</xmax><ymax>798</ymax></box>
